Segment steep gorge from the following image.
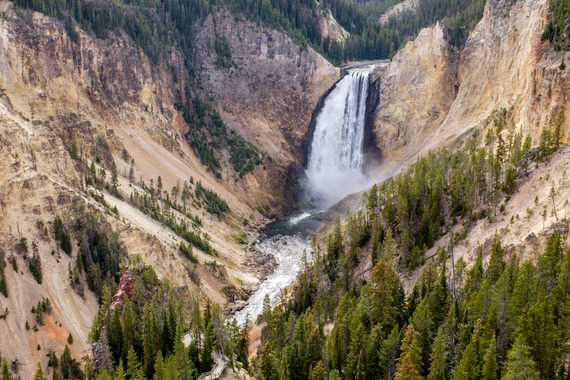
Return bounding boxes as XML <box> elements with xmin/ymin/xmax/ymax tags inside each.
<box><xmin>1</xmin><ymin>0</ymin><xmax>570</xmax><ymax>377</ymax></box>
<box><xmin>0</xmin><ymin>3</ymin><xmax>339</xmax><ymax>377</ymax></box>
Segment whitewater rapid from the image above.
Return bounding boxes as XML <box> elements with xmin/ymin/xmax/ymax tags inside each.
<box><xmin>233</xmin><ymin>216</ymin><xmax>313</xmax><ymax>325</ymax></box>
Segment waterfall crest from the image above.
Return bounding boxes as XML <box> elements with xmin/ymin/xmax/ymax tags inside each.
<box><xmin>305</xmin><ymin>68</ymin><xmax>372</xmax><ymax>207</ymax></box>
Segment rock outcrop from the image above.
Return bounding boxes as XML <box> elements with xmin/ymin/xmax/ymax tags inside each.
<box><xmin>372</xmin><ymin>0</ymin><xmax>569</xmax><ymax>165</ymax></box>
<box><xmin>318</xmin><ymin>8</ymin><xmax>350</xmax><ymax>42</ymax></box>
<box><xmin>371</xmin><ymin>22</ymin><xmax>459</xmax><ymax>162</ymax></box>
<box><xmin>193</xmin><ymin>11</ymin><xmax>340</xmax><ymax>167</ymax></box>
<box><xmin>379</xmin><ymin>0</ymin><xmax>419</xmax><ymax>25</ymax></box>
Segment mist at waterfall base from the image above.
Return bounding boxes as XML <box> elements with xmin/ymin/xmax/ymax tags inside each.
<box><xmin>304</xmin><ymin>68</ymin><xmax>376</xmax><ymax>208</ymax></box>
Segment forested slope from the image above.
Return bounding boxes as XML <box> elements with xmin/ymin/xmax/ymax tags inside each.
<box><xmin>252</xmin><ymin>114</ymin><xmax>570</xmax><ymax>380</ymax></box>
<box><xmin>14</xmin><ymin>0</ymin><xmax>486</xmax><ymax>65</ymax></box>
<box><xmin>257</xmin><ymin>231</ymin><xmax>570</xmax><ymax>379</ymax></box>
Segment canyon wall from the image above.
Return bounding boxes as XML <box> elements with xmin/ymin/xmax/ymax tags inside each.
<box><xmin>192</xmin><ymin>11</ymin><xmax>340</xmax><ymax>166</ymax></box>
<box><xmin>372</xmin><ymin>0</ymin><xmax>569</xmax><ymax>166</ymax></box>
<box><xmin>0</xmin><ymin>4</ymin><xmax>339</xmax><ymax>377</ymax></box>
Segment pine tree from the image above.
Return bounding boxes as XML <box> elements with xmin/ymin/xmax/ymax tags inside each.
<box><xmin>522</xmin><ymin>136</ymin><xmax>532</xmax><ymax>176</ymax></box>
<box><xmin>153</xmin><ymin>351</ymin><xmax>165</xmax><ymax>380</ymax></box>
<box><xmin>363</xmin><ymin>323</ymin><xmax>382</xmax><ymax>379</ymax></box>
<box><xmin>95</xmin><ymin>369</ymin><xmax>111</xmax><ymax>380</ymax></box>
<box><xmin>121</xmin><ymin>298</ymin><xmax>136</xmax><ymax>363</ymax></box>
<box><xmin>371</xmin><ymin>217</ymin><xmax>380</xmax><ymax>265</ymax></box>
<box><xmin>355</xmin><ymin>353</ymin><xmax>366</xmax><ymax>380</ymax></box>
<box><xmin>115</xmin><ymin>360</ymin><xmax>126</xmax><ymax>380</ymax></box>
<box><xmin>481</xmin><ymin>334</ymin><xmax>498</xmax><ymax>380</ymax></box>
<box><xmin>259</xmin><ymin>344</ymin><xmax>278</xmax><ymax>380</ymax></box>
<box><xmin>539</xmin><ymin>232</ymin><xmax>563</xmax><ymax>291</ymax></box>
<box><xmin>174</xmin><ymin>325</ymin><xmax>195</xmax><ymax>380</ymax></box>
<box><xmin>502</xmin><ymin>336</ymin><xmax>540</xmax><ymax>380</ymax></box>
<box><xmin>279</xmin><ymin>347</ymin><xmax>290</xmax><ymax>380</ymax></box>
<box><xmin>328</xmin><ymin>369</ymin><xmax>340</xmax><ymax>380</ymax></box>
<box><xmin>157</xmin><ymin>176</ymin><xmax>163</xmax><ymax>199</ymax></box>
<box><xmin>28</xmin><ymin>242</ymin><xmax>43</xmax><ymax>284</ymax></box>
<box><xmin>379</xmin><ymin>325</ymin><xmax>401</xmax><ymax>380</ymax></box>
<box><xmin>550</xmin><ymin>183</ymin><xmax>559</xmax><ymax>221</ymax></box>
<box><xmin>308</xmin><ymin>361</ymin><xmax>327</xmax><ymax>380</ymax></box>
<box><xmin>538</xmin><ymin>124</ymin><xmax>553</xmax><ymax>162</ymax></box>
<box><xmin>411</xmin><ymin>298</ymin><xmax>433</xmax><ymax>376</ymax></box>
<box><xmin>427</xmin><ymin>327</ymin><xmax>446</xmax><ymax>380</ymax></box>
<box><xmin>307</xmin><ymin>326</ymin><xmax>324</xmax><ymax>371</ymax></box>
<box><xmin>111</xmin><ymin>161</ymin><xmax>119</xmax><ymax>191</ymax></box>
<box><xmin>515</xmin><ymin>300</ymin><xmax>559</xmax><ymax>378</ymax></box>
<box><xmin>397</xmin><ymin>324</ymin><xmax>422</xmax><ymax>375</ymax></box>
<box><xmin>453</xmin><ymin>319</ymin><xmax>483</xmax><ymax>380</ymax></box>
<box><xmin>383</xmin><ymin>227</ymin><xmax>396</xmax><ymax>262</ymax></box>
<box><xmin>142</xmin><ymin>302</ymin><xmax>159</xmax><ymax>379</ymax></box>
<box><xmin>464</xmin><ymin>246</ymin><xmax>484</xmax><ymax>297</ymax></box>
<box><xmin>488</xmin><ymin>272</ymin><xmax>511</xmax><ymax>366</ymax></box>
<box><xmin>33</xmin><ymin>362</ymin><xmax>47</xmax><ymax>380</ymax></box>
<box><xmin>487</xmin><ymin>235</ymin><xmax>504</xmax><ymax>284</ymax></box>
<box><xmin>108</xmin><ymin>307</ymin><xmax>123</xmax><ymax>364</ymax></box>
<box><xmin>289</xmin><ymin>311</ymin><xmax>311</xmax><ymax>379</ymax></box>
<box><xmin>343</xmin><ymin>323</ymin><xmax>366</xmax><ymax>379</ymax></box>
<box><xmin>368</xmin><ymin>184</ymin><xmax>379</xmax><ymax>217</ymax></box>
<box><xmin>1</xmin><ymin>358</ymin><xmax>14</xmax><ymax>380</ymax></box>
<box><xmin>94</xmin><ymin>332</ymin><xmax>113</xmax><ymax>374</ymax></box>
<box><xmin>201</xmin><ymin>302</ymin><xmax>215</xmax><ymax>373</ymax></box>
<box><xmin>430</xmin><ymin>266</ymin><xmax>448</xmax><ymax>328</ymax></box>
<box><xmin>162</xmin><ymin>355</ymin><xmax>179</xmax><ymax>379</ymax></box>
<box><xmin>395</xmin><ymin>353</ymin><xmax>423</xmax><ymax>380</ymax></box>
<box><xmin>509</xmin><ymin>261</ymin><xmax>537</xmax><ymax>329</ymax></box>
<box><xmin>126</xmin><ymin>346</ymin><xmax>141</xmax><ymax>379</ymax></box>
<box><xmin>370</xmin><ymin>258</ymin><xmax>398</xmax><ymax>331</ymax></box>
<box><xmin>0</xmin><ymin>260</ymin><xmax>8</xmax><ymax>297</ymax></box>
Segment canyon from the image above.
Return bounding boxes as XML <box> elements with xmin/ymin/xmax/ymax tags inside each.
<box><xmin>0</xmin><ymin>0</ymin><xmax>569</xmax><ymax>377</ymax></box>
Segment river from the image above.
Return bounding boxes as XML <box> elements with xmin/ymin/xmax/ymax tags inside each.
<box><xmin>232</xmin><ymin>212</ymin><xmax>321</xmax><ymax>325</ymax></box>
<box><xmin>232</xmin><ymin>65</ymin><xmax>375</xmax><ymax>325</ymax></box>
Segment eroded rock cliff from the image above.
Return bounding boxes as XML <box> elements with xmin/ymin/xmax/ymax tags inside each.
<box><xmin>372</xmin><ymin>0</ymin><xmax>569</xmax><ymax>165</ymax></box>
<box><xmin>192</xmin><ymin>11</ymin><xmax>340</xmax><ymax>167</ymax></box>
<box><xmin>371</xmin><ymin>22</ymin><xmax>459</xmax><ymax>163</ymax></box>
<box><xmin>0</xmin><ymin>5</ymin><xmax>339</xmax><ymax>377</ymax></box>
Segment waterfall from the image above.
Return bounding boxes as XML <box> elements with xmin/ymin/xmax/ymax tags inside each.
<box><xmin>305</xmin><ymin>68</ymin><xmax>372</xmax><ymax>207</ymax></box>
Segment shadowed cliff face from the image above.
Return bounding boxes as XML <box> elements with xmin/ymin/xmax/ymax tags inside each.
<box><xmin>372</xmin><ymin>0</ymin><xmax>569</xmax><ymax>169</ymax></box>
<box><xmin>192</xmin><ymin>11</ymin><xmax>341</xmax><ymax>168</ymax></box>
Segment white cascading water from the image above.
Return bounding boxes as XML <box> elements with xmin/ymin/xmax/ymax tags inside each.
<box><xmin>305</xmin><ymin>68</ymin><xmax>372</xmax><ymax>206</ymax></box>
<box><xmin>231</xmin><ymin>68</ymin><xmax>375</xmax><ymax>326</ymax></box>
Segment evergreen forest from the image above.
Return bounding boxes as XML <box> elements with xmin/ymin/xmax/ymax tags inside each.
<box><xmin>13</xmin><ymin>0</ymin><xmax>486</xmax><ymax>64</ymax></box>
<box><xmin>250</xmin><ymin>118</ymin><xmax>570</xmax><ymax>379</ymax></box>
